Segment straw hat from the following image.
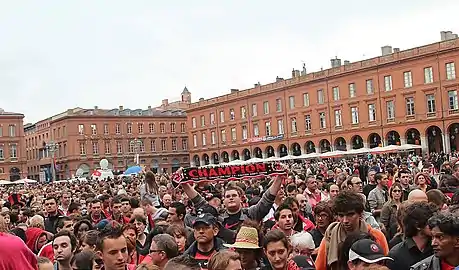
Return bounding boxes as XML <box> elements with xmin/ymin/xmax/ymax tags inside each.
<box><xmin>224</xmin><ymin>226</ymin><xmax>260</xmax><ymax>249</ymax></box>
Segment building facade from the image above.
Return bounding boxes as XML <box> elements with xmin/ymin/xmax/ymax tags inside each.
<box><xmin>0</xmin><ymin>109</ymin><xmax>26</xmax><ymax>181</ymax></box>
<box><xmin>25</xmin><ymin>91</ymin><xmax>191</xmax><ymax>181</ymax></box>
<box><xmin>187</xmin><ymin>36</ymin><xmax>459</xmax><ymax>166</ymax></box>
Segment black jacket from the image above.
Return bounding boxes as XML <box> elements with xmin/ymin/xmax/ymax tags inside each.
<box><xmin>410</xmin><ymin>255</ymin><xmax>441</xmax><ymax>270</ymax></box>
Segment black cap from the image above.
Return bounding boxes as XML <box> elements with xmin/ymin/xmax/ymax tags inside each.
<box><xmin>348</xmin><ymin>239</ymin><xmax>393</xmax><ymax>264</ymax></box>
<box><xmin>193</xmin><ymin>213</ymin><xmax>218</xmax><ymax>227</ymax></box>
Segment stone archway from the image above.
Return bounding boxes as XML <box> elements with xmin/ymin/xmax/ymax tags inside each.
<box><xmin>334</xmin><ymin>137</ymin><xmax>346</xmax><ymax>151</ymax></box>
<box><xmin>192</xmin><ymin>155</ymin><xmax>200</xmax><ymax>167</ymax></box>
<box><xmin>202</xmin><ymin>153</ymin><xmax>210</xmax><ymax>165</ymax></box>
<box><xmin>221</xmin><ymin>151</ymin><xmax>229</xmax><ymax>163</ymax></box>
<box><xmin>242</xmin><ymin>149</ymin><xmax>251</xmax><ymax>161</ymax></box>
<box><xmin>386</xmin><ymin>131</ymin><xmax>401</xmax><ymax>146</ymax></box>
<box><xmin>305</xmin><ymin>141</ymin><xmax>316</xmax><ymax>154</ymax></box>
<box><xmin>368</xmin><ymin>133</ymin><xmax>382</xmax><ymax>148</ymax></box>
<box><xmin>449</xmin><ymin>123</ymin><xmax>459</xmax><ymax>152</ymax></box>
<box><xmin>406</xmin><ymin>128</ymin><xmax>421</xmax><ymax>145</ymax></box>
<box><xmin>319</xmin><ymin>140</ymin><xmax>330</xmax><ymax>153</ymax></box>
<box><xmin>265</xmin><ymin>146</ymin><xmax>275</xmax><ymax>158</ymax></box>
<box><xmin>426</xmin><ymin>126</ymin><xmax>443</xmax><ymax>153</ymax></box>
<box><xmin>9</xmin><ymin>167</ymin><xmax>20</xmax><ymax>181</ymax></box>
<box><xmin>291</xmin><ymin>143</ymin><xmax>301</xmax><ymax>156</ymax></box>
<box><xmin>211</xmin><ymin>152</ymin><xmax>219</xmax><ymax>164</ymax></box>
<box><xmin>231</xmin><ymin>150</ymin><xmax>240</xmax><ymax>160</ymax></box>
<box><xmin>278</xmin><ymin>144</ymin><xmax>288</xmax><ymax>157</ymax></box>
<box><xmin>253</xmin><ymin>147</ymin><xmax>263</xmax><ymax>158</ymax></box>
<box><xmin>351</xmin><ymin>135</ymin><xmax>364</xmax><ymax>149</ymax></box>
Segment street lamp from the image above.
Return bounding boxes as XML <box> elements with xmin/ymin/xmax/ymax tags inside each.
<box><xmin>130</xmin><ymin>138</ymin><xmax>142</xmax><ymax>165</ymax></box>
<box><xmin>45</xmin><ymin>141</ymin><xmax>59</xmax><ymax>182</ymax></box>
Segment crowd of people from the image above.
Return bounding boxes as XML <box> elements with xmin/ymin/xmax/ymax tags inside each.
<box><xmin>0</xmin><ymin>152</ymin><xmax>459</xmax><ymax>270</ymax></box>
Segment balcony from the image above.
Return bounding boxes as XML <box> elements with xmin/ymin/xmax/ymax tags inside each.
<box><xmin>387</xmin><ymin>118</ymin><xmax>395</xmax><ymax>123</ymax></box>
<box><xmin>406</xmin><ymin>115</ymin><xmax>416</xmax><ymax>121</ymax></box>
<box><xmin>426</xmin><ymin>112</ymin><xmax>436</xmax><ymax>118</ymax></box>
<box><xmin>449</xmin><ymin>109</ymin><xmax>459</xmax><ymax>115</ymax></box>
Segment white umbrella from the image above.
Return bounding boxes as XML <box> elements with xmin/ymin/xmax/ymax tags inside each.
<box><xmin>399</xmin><ymin>144</ymin><xmax>422</xmax><ymax>151</ymax></box>
<box><xmin>279</xmin><ymin>155</ymin><xmax>297</xmax><ymax>161</ymax></box>
<box><xmin>345</xmin><ymin>148</ymin><xmax>370</xmax><ymax>155</ymax></box>
<box><xmin>227</xmin><ymin>159</ymin><xmax>245</xmax><ymax>165</ymax></box>
<box><xmin>0</xmin><ymin>180</ymin><xmax>12</xmax><ymax>185</ymax></box>
<box><xmin>244</xmin><ymin>157</ymin><xmax>265</xmax><ymax>164</ymax></box>
<box><xmin>265</xmin><ymin>156</ymin><xmax>280</xmax><ymax>161</ymax></box>
<box><xmin>320</xmin><ymin>150</ymin><xmax>347</xmax><ymax>158</ymax></box>
<box><xmin>299</xmin><ymin>152</ymin><xmax>320</xmax><ymax>159</ymax></box>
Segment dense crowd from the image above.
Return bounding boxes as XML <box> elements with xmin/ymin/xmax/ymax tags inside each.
<box><xmin>0</xmin><ymin>152</ymin><xmax>459</xmax><ymax>270</ymax></box>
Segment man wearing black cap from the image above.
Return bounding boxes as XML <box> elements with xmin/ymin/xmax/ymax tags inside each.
<box><xmin>347</xmin><ymin>239</ymin><xmax>393</xmax><ymax>269</ymax></box>
<box><xmin>184</xmin><ymin>213</ymin><xmax>226</xmax><ymax>270</ymax></box>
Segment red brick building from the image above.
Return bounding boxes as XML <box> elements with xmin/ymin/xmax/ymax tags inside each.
<box><xmin>187</xmin><ymin>34</ymin><xmax>459</xmax><ymax>166</ymax></box>
<box><xmin>25</xmin><ymin>89</ymin><xmax>191</xmax><ymax>180</ymax></box>
<box><xmin>0</xmin><ymin>109</ymin><xmax>26</xmax><ymax>181</ymax></box>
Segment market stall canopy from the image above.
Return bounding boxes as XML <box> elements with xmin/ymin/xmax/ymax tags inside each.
<box><xmin>320</xmin><ymin>150</ymin><xmax>347</xmax><ymax>158</ymax></box>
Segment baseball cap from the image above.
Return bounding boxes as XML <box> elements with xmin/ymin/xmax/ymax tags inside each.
<box><xmin>193</xmin><ymin>213</ymin><xmax>217</xmax><ymax>227</ymax></box>
<box><xmin>348</xmin><ymin>239</ymin><xmax>393</xmax><ymax>264</ymax></box>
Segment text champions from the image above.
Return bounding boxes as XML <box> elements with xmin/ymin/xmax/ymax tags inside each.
<box><xmin>181</xmin><ymin>162</ymin><xmax>287</xmax><ymax>182</ymax></box>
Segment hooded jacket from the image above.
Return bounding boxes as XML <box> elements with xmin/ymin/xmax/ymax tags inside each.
<box><xmin>25</xmin><ymin>227</ymin><xmax>48</xmax><ymax>254</ymax></box>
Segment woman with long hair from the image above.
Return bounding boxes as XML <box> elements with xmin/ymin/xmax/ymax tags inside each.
<box><xmin>413</xmin><ymin>172</ymin><xmax>432</xmax><ymax>193</ymax></box>
<box><xmin>380</xmin><ymin>183</ymin><xmax>403</xmax><ymax>241</ymax></box>
<box><xmin>140</xmin><ymin>171</ymin><xmax>160</xmax><ymax>207</ymax></box>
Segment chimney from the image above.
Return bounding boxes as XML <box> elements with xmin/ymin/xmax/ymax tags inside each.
<box><xmin>199</xmin><ymin>98</ymin><xmax>204</xmax><ymax>101</ymax></box>
<box><xmin>276</xmin><ymin>76</ymin><xmax>284</xmax><ymax>82</ymax></box>
<box><xmin>254</xmin><ymin>82</ymin><xmax>261</xmax><ymax>87</ymax></box>
<box><xmin>94</xmin><ymin>106</ymin><xmax>98</xmax><ymax>110</ymax></box>
<box><xmin>441</xmin><ymin>31</ymin><xmax>447</xmax><ymax>41</ymax></box>
<box><xmin>230</xmin><ymin>89</ymin><xmax>239</xmax><ymax>93</ymax></box>
<box><xmin>381</xmin><ymin>46</ymin><xmax>393</xmax><ymax>56</ymax></box>
<box><xmin>162</xmin><ymin>99</ymin><xmax>169</xmax><ymax>106</ymax></box>
<box><xmin>344</xmin><ymin>60</ymin><xmax>350</xmax><ymax>65</ymax></box>
<box><xmin>148</xmin><ymin>105</ymin><xmax>152</xmax><ymax>109</ymax></box>
<box><xmin>393</xmin><ymin>48</ymin><xmax>400</xmax><ymax>53</ymax></box>
<box><xmin>445</xmin><ymin>31</ymin><xmax>454</xmax><ymax>40</ymax></box>
<box><xmin>292</xmin><ymin>68</ymin><xmax>296</xmax><ymax>78</ymax></box>
<box><xmin>330</xmin><ymin>57</ymin><xmax>341</xmax><ymax>68</ymax></box>
<box><xmin>294</xmin><ymin>70</ymin><xmax>300</xmax><ymax>77</ymax></box>
<box><xmin>453</xmin><ymin>34</ymin><xmax>458</xmax><ymax>39</ymax></box>
<box><xmin>119</xmin><ymin>105</ymin><xmax>123</xmax><ymax>110</ymax></box>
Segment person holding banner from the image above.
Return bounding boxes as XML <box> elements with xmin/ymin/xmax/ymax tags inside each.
<box><xmin>177</xmin><ymin>163</ymin><xmax>285</xmax><ymax>232</ymax></box>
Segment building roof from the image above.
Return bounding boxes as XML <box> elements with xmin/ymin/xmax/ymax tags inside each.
<box><xmin>182</xmin><ymin>86</ymin><xmax>190</xmax><ymax>94</ymax></box>
<box><xmin>0</xmin><ymin>108</ymin><xmax>24</xmax><ymax>117</ymax></box>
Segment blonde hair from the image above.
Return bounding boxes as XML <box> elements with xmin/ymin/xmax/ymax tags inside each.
<box><xmin>208</xmin><ymin>250</ymin><xmax>240</xmax><ymax>270</ymax></box>
<box><xmin>28</xmin><ymin>215</ymin><xmax>45</xmax><ymax>229</ymax></box>
<box><xmin>0</xmin><ymin>215</ymin><xmax>7</xmax><ymax>232</ymax></box>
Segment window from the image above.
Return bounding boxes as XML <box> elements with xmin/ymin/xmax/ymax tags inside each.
<box><xmin>150</xmin><ymin>140</ymin><xmax>156</xmax><ymax>152</ymax></box>
<box><xmin>384</xmin><ymin>75</ymin><xmax>392</xmax><ymax>91</ymax></box>
<box><xmin>128</xmin><ymin>141</ymin><xmax>135</xmax><ymax>153</ymax></box>
<box><xmin>446</xmin><ymin>62</ymin><xmax>456</xmax><ymax>80</ymax></box>
<box><xmin>0</xmin><ymin>147</ymin><xmax>3</xmax><ymax>159</ymax></box>
<box><xmin>105</xmin><ymin>141</ymin><xmax>110</xmax><ymax>154</ymax></box>
<box><xmin>171</xmin><ymin>139</ymin><xmax>177</xmax><ymax>151</ymax></box>
<box><xmin>241</xmin><ymin>107</ymin><xmax>247</xmax><ymax>119</ymax></box>
<box><xmin>253</xmin><ymin>124</ymin><xmax>259</xmax><ymax>137</ymax></box>
<box><xmin>448</xmin><ymin>90</ymin><xmax>458</xmax><ymax>110</ymax></box>
<box><xmin>161</xmin><ymin>140</ymin><xmax>167</xmax><ymax>151</ymax></box>
<box><xmin>127</xmin><ymin>123</ymin><xmax>132</xmax><ymax>134</ymax></box>
<box><xmin>138</xmin><ymin>123</ymin><xmax>144</xmax><ymax>134</ymax></box>
<box><xmin>115</xmin><ymin>124</ymin><xmax>121</xmax><ymax>134</ymax></box>
<box><xmin>318</xmin><ymin>89</ymin><xmax>324</xmax><ymax>104</ymax></box>
<box><xmin>277</xmin><ymin>119</ymin><xmax>284</xmax><ymax>135</ymax></box>
<box><xmin>319</xmin><ymin>113</ymin><xmax>326</xmax><ymax>129</ymax></box>
<box><xmin>404</xmin><ymin>71</ymin><xmax>413</xmax><ymax>88</ymax></box>
<box><xmin>170</xmin><ymin>123</ymin><xmax>176</xmax><ymax>133</ymax></box>
<box><xmin>231</xmin><ymin>128</ymin><xmax>237</xmax><ymax>141</ymax></box>
<box><xmin>139</xmin><ymin>140</ymin><xmax>145</xmax><ymax>152</ymax></box>
<box><xmin>221</xmin><ymin>129</ymin><xmax>227</xmax><ymax>142</ymax></box>
<box><xmin>424</xmin><ymin>67</ymin><xmax>433</xmax><ymax>84</ymax></box>
<box><xmin>200</xmin><ymin>115</ymin><xmax>205</xmax><ymax>126</ymax></box>
<box><xmin>220</xmin><ymin>111</ymin><xmax>225</xmax><ymax>122</ymax></box>
<box><xmin>78</xmin><ymin>124</ymin><xmax>84</xmax><ymax>135</ymax></box>
<box><xmin>211</xmin><ymin>131</ymin><xmax>216</xmax><ymax>145</ymax></box>
<box><xmin>160</xmin><ymin>123</ymin><xmax>165</xmax><ymax>133</ymax></box>
<box><xmin>386</xmin><ymin>101</ymin><xmax>395</xmax><ymax>119</ymax></box>
<box><xmin>265</xmin><ymin>121</ymin><xmax>272</xmax><ymax>136</ymax></box>
<box><xmin>242</xmin><ymin>125</ymin><xmax>248</xmax><ymax>140</ymax></box>
<box><xmin>210</xmin><ymin>113</ymin><xmax>215</xmax><ymax>124</ymax></box>
<box><xmin>230</xmin><ymin>109</ymin><xmax>235</xmax><ymax>120</ymax></box>
<box><xmin>276</xmin><ymin>98</ymin><xmax>282</xmax><ymax>112</ymax></box>
<box><xmin>252</xmin><ymin>104</ymin><xmax>258</xmax><ymax>117</ymax></box>
<box><xmin>10</xmin><ymin>144</ymin><xmax>17</xmax><ymax>158</ymax></box>
<box><xmin>263</xmin><ymin>101</ymin><xmax>269</xmax><ymax>114</ymax></box>
<box><xmin>192</xmin><ymin>117</ymin><xmax>197</xmax><ymax>128</ymax></box>
<box><xmin>79</xmin><ymin>142</ymin><xmax>86</xmax><ymax>155</ymax></box>
<box><xmin>202</xmin><ymin>133</ymin><xmax>206</xmax><ymax>146</ymax></box>
<box><xmin>366</xmin><ymin>79</ymin><xmax>374</xmax><ymax>94</ymax></box>
<box><xmin>305</xmin><ymin>115</ymin><xmax>311</xmax><ymax>131</ymax></box>
<box><xmin>104</xmin><ymin>124</ymin><xmax>109</xmax><ymax>135</ymax></box>
<box><xmin>8</xmin><ymin>125</ymin><xmax>15</xmax><ymax>137</ymax></box>
<box><xmin>426</xmin><ymin>94</ymin><xmax>436</xmax><ymax>113</ymax></box>
<box><xmin>180</xmin><ymin>123</ymin><xmax>186</xmax><ymax>133</ymax></box>
<box><xmin>193</xmin><ymin>134</ymin><xmax>197</xmax><ymax>147</ymax></box>
<box><xmin>303</xmin><ymin>93</ymin><xmax>310</xmax><ymax>107</ymax></box>
<box><xmin>182</xmin><ymin>139</ymin><xmax>187</xmax><ymax>150</ymax></box>
<box><xmin>289</xmin><ymin>96</ymin><xmax>295</xmax><ymax>109</ymax></box>
<box><xmin>351</xmin><ymin>107</ymin><xmax>359</xmax><ymax>124</ymax></box>
<box><xmin>406</xmin><ymin>97</ymin><xmax>415</xmax><ymax>116</ymax></box>
<box><xmin>334</xmin><ymin>110</ymin><xmax>342</xmax><ymax>127</ymax></box>
<box><xmin>148</xmin><ymin>123</ymin><xmax>154</xmax><ymax>133</ymax></box>
<box><xmin>117</xmin><ymin>141</ymin><xmax>123</xmax><ymax>153</ymax></box>
<box><xmin>291</xmin><ymin>118</ymin><xmax>297</xmax><ymax>133</ymax></box>
<box><xmin>92</xmin><ymin>141</ymin><xmax>99</xmax><ymax>155</ymax></box>
<box><xmin>368</xmin><ymin>104</ymin><xmax>376</xmax><ymax>122</ymax></box>
<box><xmin>349</xmin><ymin>83</ymin><xmax>356</xmax><ymax>98</ymax></box>
<box><xmin>332</xmin><ymin>87</ymin><xmax>340</xmax><ymax>101</ymax></box>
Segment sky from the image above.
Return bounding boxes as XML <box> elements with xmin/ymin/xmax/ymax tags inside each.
<box><xmin>0</xmin><ymin>0</ymin><xmax>458</xmax><ymax>123</ymax></box>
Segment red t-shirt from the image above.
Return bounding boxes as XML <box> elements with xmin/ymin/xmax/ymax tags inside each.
<box><xmin>440</xmin><ymin>260</ymin><xmax>456</xmax><ymax>270</ymax></box>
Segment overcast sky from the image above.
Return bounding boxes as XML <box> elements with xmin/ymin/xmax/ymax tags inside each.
<box><xmin>1</xmin><ymin>0</ymin><xmax>458</xmax><ymax>123</ymax></box>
